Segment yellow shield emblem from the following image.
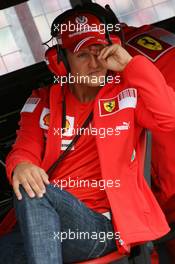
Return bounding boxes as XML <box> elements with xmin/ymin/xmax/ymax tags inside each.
<box><xmin>104</xmin><ymin>100</ymin><xmax>115</xmax><ymax>112</ymax></box>
<box><xmin>137</xmin><ymin>36</ymin><xmax>163</xmax><ymax>51</ymax></box>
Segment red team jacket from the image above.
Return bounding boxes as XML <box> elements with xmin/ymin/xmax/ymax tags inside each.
<box><xmin>123</xmin><ymin>24</ymin><xmax>175</xmax><ymax>224</ymax></box>
<box><xmin>3</xmin><ymin>54</ymin><xmax>175</xmax><ymax>255</ymax></box>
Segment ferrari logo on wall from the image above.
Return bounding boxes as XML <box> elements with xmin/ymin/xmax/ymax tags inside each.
<box><xmin>126</xmin><ymin>31</ymin><xmax>173</xmax><ymax>62</ymax></box>
<box><xmin>137</xmin><ymin>36</ymin><xmax>163</xmax><ymax>51</ymax></box>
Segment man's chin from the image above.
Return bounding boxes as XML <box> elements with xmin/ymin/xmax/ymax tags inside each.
<box><xmin>72</xmin><ymin>73</ymin><xmax>106</xmax><ymax>87</ymax></box>
<box><xmin>88</xmin><ymin>75</ymin><xmax>106</xmax><ymax>87</ymax></box>
<box><xmin>82</xmin><ymin>81</ymin><xmax>105</xmax><ymax>87</ymax></box>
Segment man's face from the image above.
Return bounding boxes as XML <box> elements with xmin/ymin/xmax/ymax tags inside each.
<box><xmin>66</xmin><ymin>44</ymin><xmax>108</xmax><ymax>87</ymax></box>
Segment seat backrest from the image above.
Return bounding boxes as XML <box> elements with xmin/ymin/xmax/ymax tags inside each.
<box><xmin>0</xmin><ymin>151</ymin><xmax>13</xmax><ymax>222</ymax></box>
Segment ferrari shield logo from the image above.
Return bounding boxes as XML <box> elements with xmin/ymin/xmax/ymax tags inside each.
<box><xmin>99</xmin><ymin>89</ymin><xmax>137</xmax><ymax>117</ymax></box>
<box><xmin>137</xmin><ymin>36</ymin><xmax>163</xmax><ymax>51</ymax></box>
<box><xmin>104</xmin><ymin>100</ymin><xmax>116</xmax><ymax>112</ymax></box>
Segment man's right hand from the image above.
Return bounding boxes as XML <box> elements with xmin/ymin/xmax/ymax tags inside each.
<box><xmin>12</xmin><ymin>162</ymin><xmax>50</xmax><ymax>200</ymax></box>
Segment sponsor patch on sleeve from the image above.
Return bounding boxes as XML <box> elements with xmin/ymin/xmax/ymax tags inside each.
<box><xmin>99</xmin><ymin>88</ymin><xmax>137</xmax><ymax>117</ymax></box>
<box><xmin>40</xmin><ymin>107</ymin><xmax>50</xmax><ymax>130</ymax></box>
<box><xmin>126</xmin><ymin>28</ymin><xmax>174</xmax><ymax>62</ymax></box>
<box><xmin>21</xmin><ymin>97</ymin><xmax>41</xmax><ymax>113</ymax></box>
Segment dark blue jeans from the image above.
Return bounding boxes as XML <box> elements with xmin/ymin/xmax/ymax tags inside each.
<box><xmin>0</xmin><ymin>184</ymin><xmax>117</xmax><ymax>264</ymax></box>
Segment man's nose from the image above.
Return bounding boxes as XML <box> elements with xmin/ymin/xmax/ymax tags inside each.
<box><xmin>89</xmin><ymin>54</ymin><xmax>99</xmax><ymax>69</ymax></box>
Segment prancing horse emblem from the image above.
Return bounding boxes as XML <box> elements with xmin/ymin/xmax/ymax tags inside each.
<box><xmin>104</xmin><ymin>100</ymin><xmax>115</xmax><ymax>112</ymax></box>
<box><xmin>137</xmin><ymin>36</ymin><xmax>163</xmax><ymax>51</ymax></box>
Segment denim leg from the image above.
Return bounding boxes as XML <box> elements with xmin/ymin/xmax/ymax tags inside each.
<box><xmin>14</xmin><ymin>184</ymin><xmax>117</xmax><ymax>264</ymax></box>
<box><xmin>14</xmin><ymin>185</ymin><xmax>62</xmax><ymax>264</ymax></box>
<box><xmin>0</xmin><ymin>224</ymin><xmax>27</xmax><ymax>264</ymax></box>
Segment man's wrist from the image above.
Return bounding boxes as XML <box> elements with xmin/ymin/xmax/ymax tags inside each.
<box><xmin>12</xmin><ymin>160</ymin><xmax>33</xmax><ymax>176</ymax></box>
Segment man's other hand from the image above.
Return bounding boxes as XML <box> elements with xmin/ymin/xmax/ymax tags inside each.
<box><xmin>98</xmin><ymin>44</ymin><xmax>133</xmax><ymax>72</ymax></box>
<box><xmin>12</xmin><ymin>162</ymin><xmax>50</xmax><ymax>200</ymax></box>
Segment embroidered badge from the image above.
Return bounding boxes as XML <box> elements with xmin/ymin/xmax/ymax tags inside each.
<box><xmin>99</xmin><ymin>88</ymin><xmax>137</xmax><ymax>117</ymax></box>
<box><xmin>62</xmin><ymin>115</ymin><xmax>75</xmax><ymax>137</ymax></box>
<box><xmin>21</xmin><ymin>97</ymin><xmax>40</xmax><ymax>113</ymax></box>
<box><xmin>75</xmin><ymin>16</ymin><xmax>88</xmax><ymax>25</ymax></box>
<box><xmin>40</xmin><ymin>108</ymin><xmax>50</xmax><ymax>130</ymax></box>
<box><xmin>104</xmin><ymin>100</ymin><xmax>116</xmax><ymax>112</ymax></box>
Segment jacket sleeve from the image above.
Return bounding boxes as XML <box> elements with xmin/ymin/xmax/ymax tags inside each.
<box><xmin>5</xmin><ymin>89</ymin><xmax>46</xmax><ymax>185</ymax></box>
<box><xmin>122</xmin><ymin>55</ymin><xmax>175</xmax><ymax>131</ymax></box>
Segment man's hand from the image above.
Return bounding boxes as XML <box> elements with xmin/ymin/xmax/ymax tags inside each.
<box><xmin>12</xmin><ymin>162</ymin><xmax>50</xmax><ymax>200</ymax></box>
<box><xmin>98</xmin><ymin>44</ymin><xmax>133</xmax><ymax>72</ymax></box>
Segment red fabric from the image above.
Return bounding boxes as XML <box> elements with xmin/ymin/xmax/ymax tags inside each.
<box><xmin>5</xmin><ymin>55</ymin><xmax>175</xmax><ymax>255</ymax></box>
<box><xmin>123</xmin><ymin>24</ymin><xmax>175</xmax><ymax>224</ymax></box>
<box><xmin>151</xmin><ymin>249</ymin><xmax>159</xmax><ymax>264</ymax></box>
<box><xmin>50</xmin><ymin>86</ymin><xmax>111</xmax><ymax>213</ymax></box>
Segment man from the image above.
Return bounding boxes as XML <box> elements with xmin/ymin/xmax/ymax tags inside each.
<box><xmin>1</xmin><ymin>4</ymin><xmax>175</xmax><ymax>264</ymax></box>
